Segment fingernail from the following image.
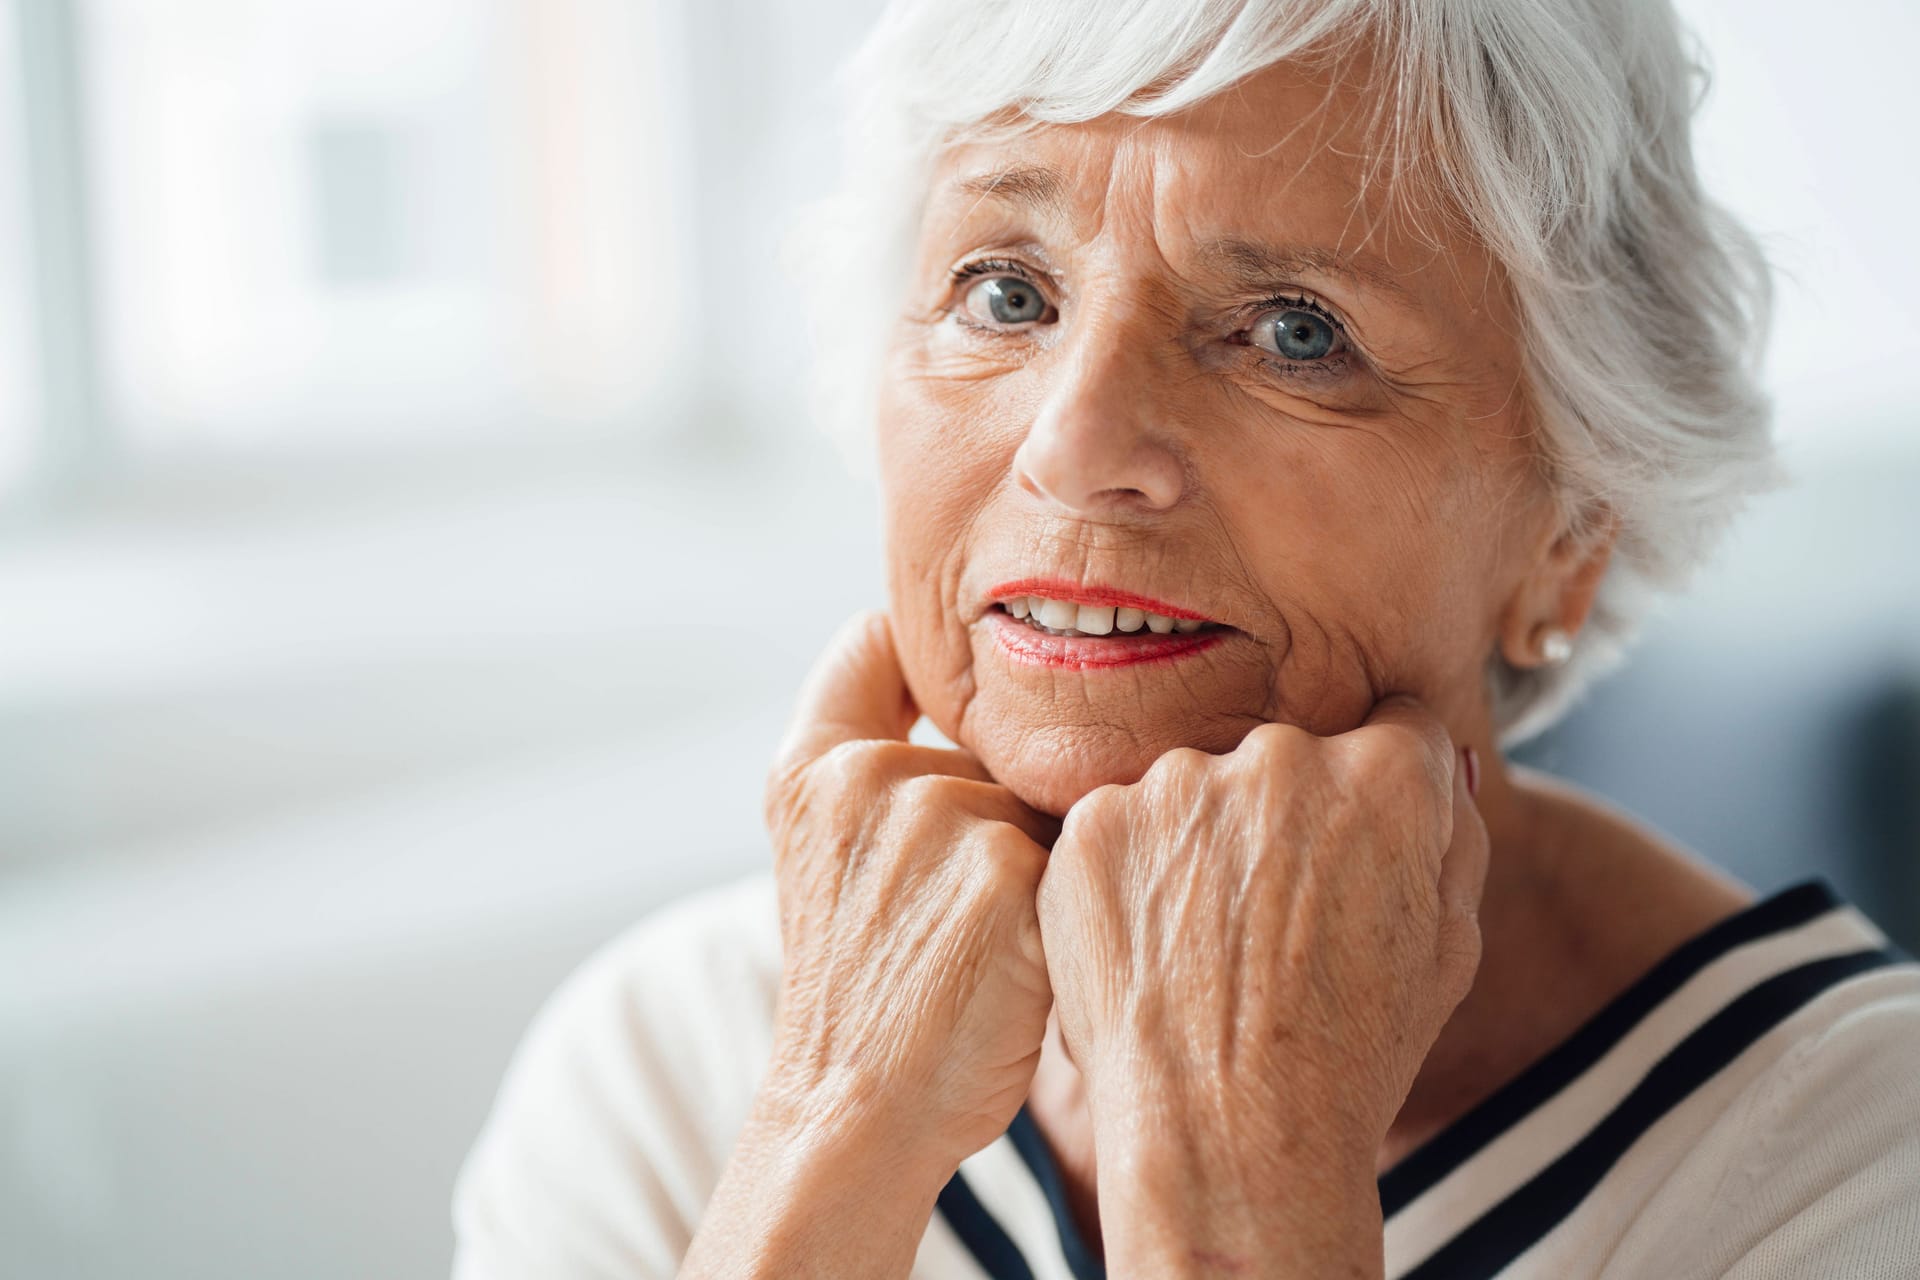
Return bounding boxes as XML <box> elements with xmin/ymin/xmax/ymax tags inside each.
<box><xmin>1462</xmin><ymin>745</ymin><xmax>1481</xmax><ymax>799</ymax></box>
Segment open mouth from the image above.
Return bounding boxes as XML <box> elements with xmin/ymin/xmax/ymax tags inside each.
<box><xmin>994</xmin><ymin>594</ymin><xmax>1220</xmax><ymax>637</ymax></box>
<box><xmin>984</xmin><ymin>580</ymin><xmax>1232</xmax><ymax>669</ymax></box>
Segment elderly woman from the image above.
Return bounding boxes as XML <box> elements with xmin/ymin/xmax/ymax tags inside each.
<box><xmin>452</xmin><ymin>1</ymin><xmax>1920</xmax><ymax>1276</ymax></box>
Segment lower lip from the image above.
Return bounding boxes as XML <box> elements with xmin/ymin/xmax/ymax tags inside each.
<box><xmin>987</xmin><ymin>609</ymin><xmax>1227</xmax><ymax>670</ymax></box>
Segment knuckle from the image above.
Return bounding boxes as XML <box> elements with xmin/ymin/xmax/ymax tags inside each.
<box><xmin>894</xmin><ymin>770</ymin><xmax>961</xmax><ymax>810</ymax></box>
<box><xmin>1348</xmin><ymin>728</ymin><xmax>1436</xmax><ymax>795</ymax></box>
<box><xmin>1241</xmin><ymin>720</ymin><xmax>1312</xmax><ymax>758</ymax></box>
<box><xmin>1062</xmin><ymin>782</ymin><xmax>1127</xmax><ymax>836</ymax></box>
<box><xmin>1235</xmin><ymin>722</ymin><xmax>1318</xmax><ymax>790</ymax></box>
<box><xmin>976</xmin><ymin>821</ymin><xmax>1044</xmax><ymax>881</ymax></box>
<box><xmin>766</xmin><ymin>738</ymin><xmax>922</xmax><ymax>835</ymax></box>
<box><xmin>806</xmin><ymin>738</ymin><xmax>870</xmax><ymax>784</ymax></box>
<box><xmin>1151</xmin><ymin>745</ymin><xmax>1211</xmax><ymax>777</ymax></box>
<box><xmin>1140</xmin><ymin>746</ymin><xmax>1212</xmax><ymax>802</ymax></box>
<box><xmin>815</xmin><ymin>739</ymin><xmax>915</xmax><ymax>791</ymax></box>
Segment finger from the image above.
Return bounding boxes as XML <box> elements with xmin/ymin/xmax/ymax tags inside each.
<box><xmin>1438</xmin><ymin>748</ymin><xmax>1491</xmax><ymax>920</ymax></box>
<box><xmin>777</xmin><ymin>610</ymin><xmax>919</xmax><ymax>767</ymax></box>
<box><xmin>874</xmin><ymin>744</ymin><xmax>997</xmax><ymax>785</ymax></box>
<box><xmin>1355</xmin><ymin>692</ymin><xmax>1456</xmax><ymax>794</ymax></box>
<box><xmin>939</xmin><ymin>777</ymin><xmax>1063</xmax><ymax>849</ymax></box>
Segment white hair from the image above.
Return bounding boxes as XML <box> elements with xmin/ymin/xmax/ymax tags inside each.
<box><xmin>792</xmin><ymin>0</ymin><xmax>1776</xmax><ymax>745</ymax></box>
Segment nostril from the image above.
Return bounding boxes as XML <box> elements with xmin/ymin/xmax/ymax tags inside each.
<box><xmin>1010</xmin><ymin>436</ymin><xmax>1185</xmax><ymax>516</ymax></box>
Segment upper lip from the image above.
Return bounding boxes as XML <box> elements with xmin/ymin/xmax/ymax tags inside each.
<box><xmin>985</xmin><ymin>577</ymin><xmax>1217</xmax><ymax>623</ymax></box>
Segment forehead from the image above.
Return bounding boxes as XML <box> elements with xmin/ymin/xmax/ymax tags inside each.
<box><xmin>925</xmin><ymin>58</ymin><xmax>1484</xmax><ymax>291</ymax></box>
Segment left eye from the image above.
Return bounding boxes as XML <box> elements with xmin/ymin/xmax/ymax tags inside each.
<box><xmin>962</xmin><ymin>275</ymin><xmax>1050</xmax><ymax>326</ymax></box>
<box><xmin>1251</xmin><ymin>306</ymin><xmax>1340</xmax><ymax>360</ymax></box>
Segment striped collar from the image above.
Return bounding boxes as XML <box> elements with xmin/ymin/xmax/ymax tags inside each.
<box><xmin>934</xmin><ymin>880</ymin><xmax>1904</xmax><ymax>1280</ymax></box>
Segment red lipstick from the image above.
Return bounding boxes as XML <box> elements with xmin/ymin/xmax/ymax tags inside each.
<box><xmin>983</xmin><ymin>578</ymin><xmax>1228</xmax><ymax>670</ymax></box>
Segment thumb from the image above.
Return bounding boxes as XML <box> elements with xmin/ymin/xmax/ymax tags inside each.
<box><xmin>776</xmin><ymin>609</ymin><xmax>919</xmax><ymax>769</ymax></box>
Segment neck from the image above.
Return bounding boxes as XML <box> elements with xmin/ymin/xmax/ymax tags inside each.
<box><xmin>1376</xmin><ymin>748</ymin><xmax>1560</xmax><ymax>1166</ymax></box>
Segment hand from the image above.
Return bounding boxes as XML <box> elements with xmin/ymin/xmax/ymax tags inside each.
<box><xmin>760</xmin><ymin>610</ymin><xmax>1060</xmax><ymax>1174</ymax></box>
<box><xmin>1036</xmin><ymin>696</ymin><xmax>1489</xmax><ymax>1274</ymax></box>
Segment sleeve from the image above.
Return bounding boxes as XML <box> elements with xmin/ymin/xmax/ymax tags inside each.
<box><xmin>450</xmin><ymin>875</ymin><xmax>783</xmax><ymax>1280</ymax></box>
<box><xmin>1705</xmin><ymin>975</ymin><xmax>1920</xmax><ymax>1280</ymax></box>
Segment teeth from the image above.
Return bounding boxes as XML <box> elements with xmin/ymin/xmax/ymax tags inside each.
<box><xmin>1001</xmin><ymin>594</ymin><xmax>1215</xmax><ymax>639</ymax></box>
<box><xmin>1075</xmin><ymin>604</ymin><xmax>1115</xmax><ymax>635</ymax></box>
<box><xmin>1034</xmin><ymin>597</ymin><xmax>1079</xmax><ymax>629</ymax></box>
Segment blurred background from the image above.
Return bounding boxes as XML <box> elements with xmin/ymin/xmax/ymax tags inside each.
<box><xmin>0</xmin><ymin>0</ymin><xmax>1914</xmax><ymax>1275</ymax></box>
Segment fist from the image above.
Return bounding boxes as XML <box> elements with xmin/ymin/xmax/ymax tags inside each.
<box><xmin>761</xmin><ymin>611</ymin><xmax>1061</xmax><ymax>1169</ymax></box>
<box><xmin>1037</xmin><ymin>696</ymin><xmax>1489</xmax><ymax>1165</ymax></box>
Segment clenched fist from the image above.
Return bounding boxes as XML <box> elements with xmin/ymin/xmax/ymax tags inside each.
<box><xmin>1036</xmin><ymin>697</ymin><xmax>1489</xmax><ymax>1273</ymax></box>
<box><xmin>760</xmin><ymin>610</ymin><xmax>1061</xmax><ymax>1170</ymax></box>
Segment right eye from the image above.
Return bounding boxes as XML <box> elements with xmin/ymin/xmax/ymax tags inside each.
<box><xmin>960</xmin><ymin>274</ymin><xmax>1053</xmax><ymax>327</ymax></box>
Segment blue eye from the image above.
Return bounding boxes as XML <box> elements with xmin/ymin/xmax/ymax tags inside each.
<box><xmin>1254</xmin><ymin>306</ymin><xmax>1339</xmax><ymax>360</ymax></box>
<box><xmin>963</xmin><ymin>274</ymin><xmax>1049</xmax><ymax>326</ymax></box>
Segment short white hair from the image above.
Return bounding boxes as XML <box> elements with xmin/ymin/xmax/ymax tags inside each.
<box><xmin>793</xmin><ymin>0</ymin><xmax>1776</xmax><ymax>744</ymax></box>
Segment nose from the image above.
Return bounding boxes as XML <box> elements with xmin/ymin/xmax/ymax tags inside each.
<box><xmin>1011</xmin><ymin>308</ymin><xmax>1187</xmax><ymax>516</ymax></box>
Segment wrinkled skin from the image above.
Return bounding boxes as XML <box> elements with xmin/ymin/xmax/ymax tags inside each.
<box><xmin>880</xmin><ymin>62</ymin><xmax>1565</xmax><ymax>818</ymax></box>
<box><xmin>759</xmin><ymin>611</ymin><xmax>1058</xmax><ymax>1172</ymax></box>
<box><xmin>1036</xmin><ymin>703</ymin><xmax>1487</xmax><ymax>1273</ymax></box>
<box><xmin>683</xmin><ymin>55</ymin><xmax>1746</xmax><ymax>1280</ymax></box>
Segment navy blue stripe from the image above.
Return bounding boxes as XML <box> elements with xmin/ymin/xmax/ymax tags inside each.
<box><xmin>954</xmin><ymin>881</ymin><xmax>1871</xmax><ymax>1278</ymax></box>
<box><xmin>1006</xmin><ymin>1107</ymin><xmax>1107</xmax><ymax>1280</ymax></box>
<box><xmin>1401</xmin><ymin>946</ymin><xmax>1901</xmax><ymax>1280</ymax></box>
<box><xmin>1379</xmin><ymin>879</ymin><xmax>1839</xmax><ymax>1216</ymax></box>
<box><xmin>936</xmin><ymin>1168</ymin><xmax>1036</xmax><ymax>1280</ymax></box>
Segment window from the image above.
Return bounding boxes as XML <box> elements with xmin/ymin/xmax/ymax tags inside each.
<box><xmin>74</xmin><ymin>0</ymin><xmax>684</xmax><ymax>457</ymax></box>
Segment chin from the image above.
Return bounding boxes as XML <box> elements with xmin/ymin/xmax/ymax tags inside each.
<box><xmin>959</xmin><ymin>714</ymin><xmax>1248</xmax><ymax>819</ymax></box>
<box><xmin>975</xmin><ymin>733</ymin><xmax>1141</xmax><ymax>818</ymax></box>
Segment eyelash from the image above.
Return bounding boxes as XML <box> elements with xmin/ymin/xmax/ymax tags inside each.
<box><xmin>1243</xmin><ymin>293</ymin><xmax>1346</xmax><ymax>340</ymax></box>
<box><xmin>946</xmin><ymin>258</ymin><xmax>1050</xmax><ymax>332</ymax></box>
<box><xmin>951</xmin><ymin>257</ymin><xmax>1034</xmax><ymax>285</ymax></box>
<box><xmin>1235</xmin><ymin>294</ymin><xmax>1353</xmax><ymax>378</ymax></box>
<box><xmin>945</xmin><ymin>257</ymin><xmax>1355</xmax><ymax>377</ymax></box>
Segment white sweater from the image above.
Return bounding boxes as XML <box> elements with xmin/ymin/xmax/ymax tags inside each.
<box><xmin>451</xmin><ymin>876</ymin><xmax>1920</xmax><ymax>1279</ymax></box>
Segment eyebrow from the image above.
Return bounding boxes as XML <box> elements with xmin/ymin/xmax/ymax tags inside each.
<box><xmin>1197</xmin><ymin>237</ymin><xmax>1416</xmax><ymax>304</ymax></box>
<box><xmin>949</xmin><ymin>163</ymin><xmax>1070</xmax><ymax>211</ymax></box>
<box><xmin>944</xmin><ymin>165</ymin><xmax>1415</xmax><ymax>301</ymax></box>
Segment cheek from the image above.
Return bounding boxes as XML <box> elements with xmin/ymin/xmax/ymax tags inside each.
<box><xmin>1229</xmin><ymin>424</ymin><xmax>1505</xmax><ymax>682</ymax></box>
<box><xmin>875</xmin><ymin>369</ymin><xmax>1019</xmax><ymax>730</ymax></box>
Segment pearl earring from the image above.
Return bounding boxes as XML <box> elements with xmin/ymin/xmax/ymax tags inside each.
<box><xmin>1538</xmin><ymin>627</ymin><xmax>1574</xmax><ymax>667</ymax></box>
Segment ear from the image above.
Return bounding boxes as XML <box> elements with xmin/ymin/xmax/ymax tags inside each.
<box><xmin>1496</xmin><ymin>506</ymin><xmax>1619</xmax><ymax>669</ymax></box>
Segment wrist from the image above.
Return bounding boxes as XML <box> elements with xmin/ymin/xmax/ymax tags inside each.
<box><xmin>1098</xmin><ymin>1134</ymin><xmax>1382</xmax><ymax>1280</ymax></box>
<box><xmin>1086</xmin><ymin>1072</ymin><xmax>1383</xmax><ymax>1279</ymax></box>
<box><xmin>1083</xmin><ymin>1049</ymin><xmax>1380</xmax><ymax>1176</ymax></box>
<box><xmin>755</xmin><ymin>1052</ymin><xmax>967</xmax><ymax>1186</ymax></box>
<box><xmin>680</xmin><ymin>1076</ymin><xmax>952</xmax><ymax>1280</ymax></box>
